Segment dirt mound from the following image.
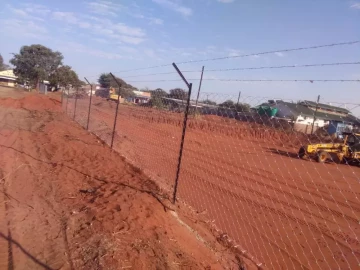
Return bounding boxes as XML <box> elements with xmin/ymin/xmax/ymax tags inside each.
<box><xmin>0</xmin><ymin>94</ymin><xmax>61</xmax><ymax>112</ymax></box>
<box><xmin>0</xmin><ymin>98</ymin><xmax>247</xmax><ymax>269</ymax></box>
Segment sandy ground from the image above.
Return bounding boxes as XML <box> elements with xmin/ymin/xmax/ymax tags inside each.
<box><xmin>64</xmin><ymin>94</ymin><xmax>360</xmax><ymax>270</ymax></box>
<box><xmin>0</xmin><ymin>89</ymin><xmax>251</xmax><ymax>270</ymax></box>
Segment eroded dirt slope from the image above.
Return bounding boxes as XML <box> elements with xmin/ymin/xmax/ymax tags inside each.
<box><xmin>0</xmin><ymin>92</ymin><xmax>246</xmax><ymax>269</ymax></box>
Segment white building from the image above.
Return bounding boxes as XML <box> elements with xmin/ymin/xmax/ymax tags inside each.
<box><xmin>0</xmin><ymin>70</ymin><xmax>17</xmax><ymax>87</ymax></box>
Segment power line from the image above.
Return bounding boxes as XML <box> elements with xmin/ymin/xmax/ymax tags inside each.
<box><xmin>126</xmin><ymin>79</ymin><xmax>360</xmax><ymax>83</ymax></box>
<box><xmin>116</xmin><ymin>40</ymin><xmax>360</xmax><ymax>73</ymax></box>
<box><xmin>120</xmin><ymin>61</ymin><xmax>360</xmax><ymax>78</ymax></box>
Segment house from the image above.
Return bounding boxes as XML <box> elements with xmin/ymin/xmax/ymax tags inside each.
<box><xmin>0</xmin><ymin>70</ymin><xmax>17</xmax><ymax>87</ymax></box>
<box><xmin>299</xmin><ymin>100</ymin><xmax>360</xmax><ymax>135</ymax></box>
<box><xmin>81</xmin><ymin>84</ymin><xmax>99</xmax><ymax>96</ymax></box>
<box><xmin>256</xmin><ymin>100</ymin><xmax>360</xmax><ymax>135</ymax></box>
<box><xmin>129</xmin><ymin>90</ymin><xmax>151</xmax><ymax>104</ymax></box>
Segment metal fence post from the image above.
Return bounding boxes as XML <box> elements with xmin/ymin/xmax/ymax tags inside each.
<box><xmin>172</xmin><ymin>63</ymin><xmax>193</xmax><ymax>204</ymax></box>
<box><xmin>109</xmin><ymin>72</ymin><xmax>122</xmax><ymax>149</ymax></box>
<box><xmin>65</xmin><ymin>88</ymin><xmax>69</xmax><ymax>114</ymax></box>
<box><xmin>73</xmin><ymin>87</ymin><xmax>78</xmax><ymax>120</ymax></box>
<box><xmin>195</xmin><ymin>66</ymin><xmax>205</xmax><ymax>114</ymax></box>
<box><xmin>84</xmin><ymin>77</ymin><xmax>93</xmax><ymax>130</ymax></box>
<box><xmin>237</xmin><ymin>91</ymin><xmax>241</xmax><ymax>106</ymax></box>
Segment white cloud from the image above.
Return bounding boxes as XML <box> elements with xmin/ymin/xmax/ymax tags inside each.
<box><xmin>53</xmin><ymin>12</ymin><xmax>79</xmax><ymax>24</ymax></box>
<box><xmin>132</xmin><ymin>13</ymin><xmax>164</xmax><ymax>25</ymax></box>
<box><xmin>274</xmin><ymin>52</ymin><xmax>285</xmax><ymax>57</ymax></box>
<box><xmin>227</xmin><ymin>49</ymin><xmax>241</xmax><ymax>57</ymax></box>
<box><xmin>217</xmin><ymin>0</ymin><xmax>235</xmax><ymax>3</ymax></box>
<box><xmin>10</xmin><ymin>8</ymin><xmax>27</xmax><ymax>16</ymax></box>
<box><xmin>8</xmin><ymin>5</ymin><xmax>45</xmax><ymax>21</ymax></box>
<box><xmin>112</xmin><ymin>23</ymin><xmax>145</xmax><ymax>37</ymax></box>
<box><xmin>86</xmin><ymin>0</ymin><xmax>122</xmax><ymax>17</ymax></box>
<box><xmin>21</xmin><ymin>3</ymin><xmax>51</xmax><ymax>14</ymax></box>
<box><xmin>118</xmin><ymin>46</ymin><xmax>138</xmax><ymax>53</ymax></box>
<box><xmin>181</xmin><ymin>52</ymin><xmax>192</xmax><ymax>57</ymax></box>
<box><xmin>60</xmin><ymin>42</ymin><xmax>123</xmax><ymax>59</ymax></box>
<box><xmin>0</xmin><ymin>18</ymin><xmax>47</xmax><ymax>39</ymax></box>
<box><xmin>117</xmin><ymin>35</ymin><xmax>145</xmax><ymax>45</ymax></box>
<box><xmin>52</xmin><ymin>11</ymin><xmax>146</xmax><ymax>44</ymax></box>
<box><xmin>92</xmin><ymin>37</ymin><xmax>109</xmax><ymax>44</ymax></box>
<box><xmin>149</xmin><ymin>17</ymin><xmax>164</xmax><ymax>25</ymax></box>
<box><xmin>144</xmin><ymin>49</ymin><xmax>156</xmax><ymax>58</ymax></box>
<box><xmin>350</xmin><ymin>3</ymin><xmax>360</xmax><ymax>9</ymax></box>
<box><xmin>152</xmin><ymin>0</ymin><xmax>192</xmax><ymax>16</ymax></box>
<box><xmin>53</xmin><ymin>11</ymin><xmax>92</xmax><ymax>29</ymax></box>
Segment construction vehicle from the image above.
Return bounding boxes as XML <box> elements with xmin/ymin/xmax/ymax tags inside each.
<box><xmin>107</xmin><ymin>87</ymin><xmax>121</xmax><ymax>102</ymax></box>
<box><xmin>298</xmin><ymin>132</ymin><xmax>360</xmax><ymax>164</ymax></box>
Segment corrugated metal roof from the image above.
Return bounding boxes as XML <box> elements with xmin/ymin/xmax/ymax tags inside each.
<box><xmin>300</xmin><ymin>100</ymin><xmax>350</xmax><ymax>114</ymax></box>
<box><xmin>258</xmin><ymin>100</ymin><xmax>360</xmax><ymax>125</ymax></box>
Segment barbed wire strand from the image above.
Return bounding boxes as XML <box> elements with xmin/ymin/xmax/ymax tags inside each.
<box><xmin>120</xmin><ymin>61</ymin><xmax>360</xmax><ymax>78</ymax></box>
<box><xmin>116</xmin><ymin>40</ymin><xmax>360</xmax><ymax>73</ymax></box>
<box><xmin>126</xmin><ymin>79</ymin><xmax>360</xmax><ymax>83</ymax></box>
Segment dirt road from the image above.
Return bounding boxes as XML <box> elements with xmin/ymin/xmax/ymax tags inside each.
<box><xmin>0</xmin><ymin>90</ymin><xmax>245</xmax><ymax>269</ymax></box>
<box><xmin>66</xmin><ymin>95</ymin><xmax>360</xmax><ymax>269</ymax></box>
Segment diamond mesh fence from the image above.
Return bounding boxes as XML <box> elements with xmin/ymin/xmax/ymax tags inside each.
<box><xmin>63</xmin><ymin>85</ymin><xmax>360</xmax><ymax>269</ymax></box>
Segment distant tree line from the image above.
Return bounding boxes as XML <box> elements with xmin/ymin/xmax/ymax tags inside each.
<box><xmin>4</xmin><ymin>44</ymin><xmax>251</xmax><ymax>113</ymax></box>
<box><xmin>6</xmin><ymin>44</ymin><xmax>82</xmax><ymax>90</ymax></box>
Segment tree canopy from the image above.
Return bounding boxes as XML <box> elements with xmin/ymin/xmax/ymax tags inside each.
<box><xmin>219</xmin><ymin>100</ymin><xmax>235</xmax><ymax>108</ymax></box>
<box><xmin>98</xmin><ymin>73</ymin><xmax>136</xmax><ymax>98</ymax></box>
<box><xmin>0</xmin><ymin>54</ymin><xmax>10</xmax><ymax>71</ymax></box>
<box><xmin>201</xmin><ymin>99</ymin><xmax>217</xmax><ymax>105</ymax></box>
<box><xmin>49</xmin><ymin>65</ymin><xmax>80</xmax><ymax>88</ymax></box>
<box><xmin>98</xmin><ymin>73</ymin><xmax>136</xmax><ymax>90</ymax></box>
<box><xmin>150</xmin><ymin>88</ymin><xmax>168</xmax><ymax>98</ymax></box>
<box><xmin>168</xmin><ymin>88</ymin><xmax>188</xmax><ymax>100</ymax></box>
<box><xmin>10</xmin><ymin>45</ymin><xmax>63</xmax><ymax>89</ymax></box>
<box><xmin>219</xmin><ymin>100</ymin><xmax>251</xmax><ymax>112</ymax></box>
<box><xmin>148</xmin><ymin>88</ymin><xmax>168</xmax><ymax>108</ymax></box>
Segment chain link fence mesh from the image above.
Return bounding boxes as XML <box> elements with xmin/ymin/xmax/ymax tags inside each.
<box><xmin>63</xmin><ymin>85</ymin><xmax>360</xmax><ymax>269</ymax></box>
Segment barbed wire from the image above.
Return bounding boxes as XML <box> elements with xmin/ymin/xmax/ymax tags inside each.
<box><xmin>205</xmin><ymin>61</ymin><xmax>360</xmax><ymax>72</ymax></box>
<box><xmin>120</xmin><ymin>61</ymin><xmax>360</xmax><ymax>78</ymax></box>
<box><xmin>126</xmin><ymin>79</ymin><xmax>360</xmax><ymax>83</ymax></box>
<box><xmin>115</xmin><ymin>40</ymin><xmax>360</xmax><ymax>73</ymax></box>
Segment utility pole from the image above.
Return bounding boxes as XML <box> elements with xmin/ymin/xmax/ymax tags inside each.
<box><xmin>311</xmin><ymin>95</ymin><xmax>320</xmax><ymax>135</ymax></box>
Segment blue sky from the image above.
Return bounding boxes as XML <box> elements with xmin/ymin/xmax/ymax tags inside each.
<box><xmin>0</xmin><ymin>0</ymin><xmax>359</xmax><ymax>113</ymax></box>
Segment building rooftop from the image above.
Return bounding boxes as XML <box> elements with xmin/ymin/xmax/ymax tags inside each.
<box><xmin>0</xmin><ymin>70</ymin><xmax>17</xmax><ymax>80</ymax></box>
<box><xmin>300</xmin><ymin>100</ymin><xmax>350</xmax><ymax>114</ymax></box>
<box><xmin>259</xmin><ymin>100</ymin><xmax>360</xmax><ymax>125</ymax></box>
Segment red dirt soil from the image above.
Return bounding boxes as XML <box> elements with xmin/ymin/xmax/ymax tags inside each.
<box><xmin>65</xmin><ymin>96</ymin><xmax>360</xmax><ymax>270</ymax></box>
<box><xmin>0</xmin><ymin>92</ymin><xmax>251</xmax><ymax>269</ymax></box>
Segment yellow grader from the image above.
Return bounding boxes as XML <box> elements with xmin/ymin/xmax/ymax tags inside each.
<box><xmin>298</xmin><ymin>132</ymin><xmax>360</xmax><ymax>164</ymax></box>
